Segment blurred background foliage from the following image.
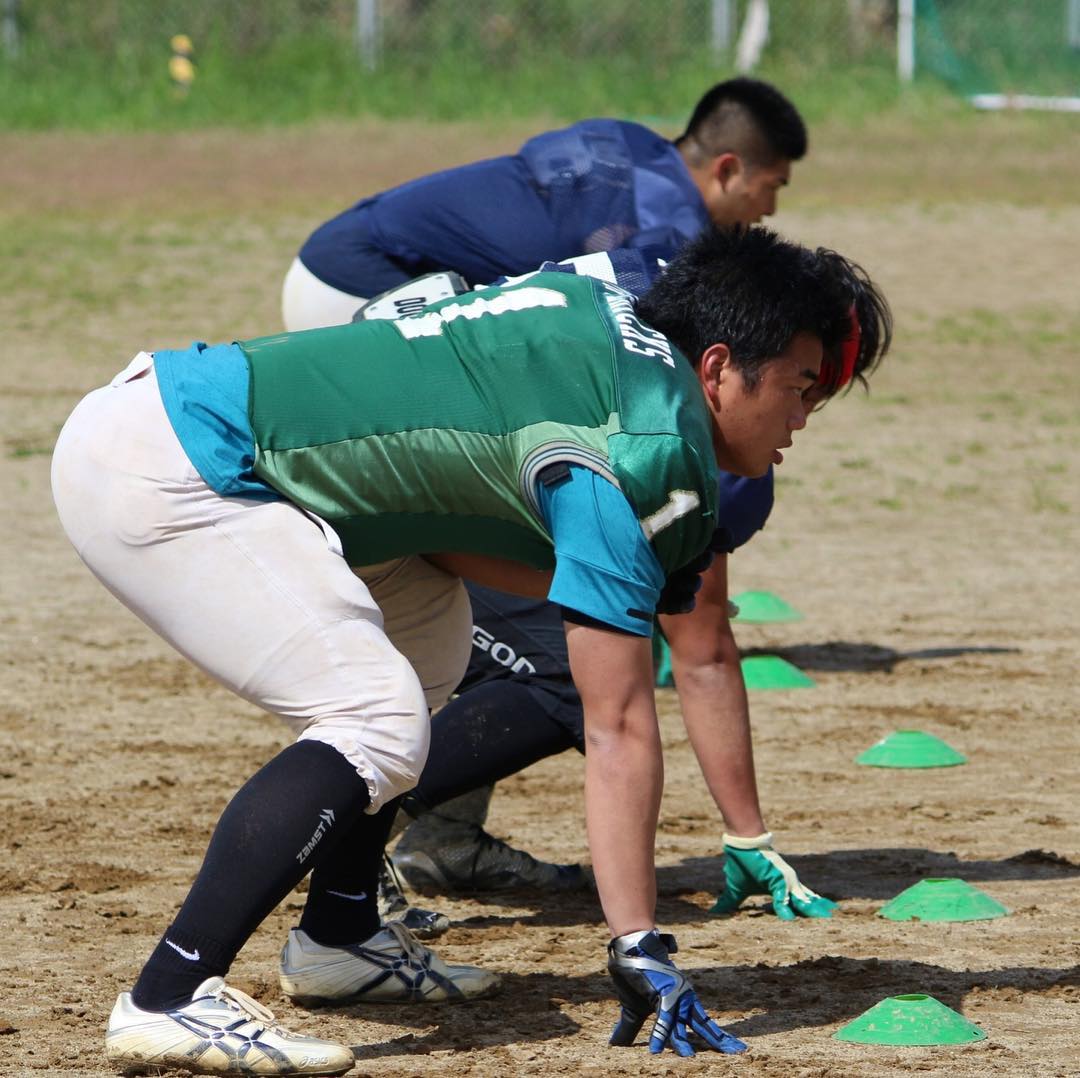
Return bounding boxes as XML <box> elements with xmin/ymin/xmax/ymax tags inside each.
<box><xmin>0</xmin><ymin>0</ymin><xmax>1076</xmax><ymax>130</ymax></box>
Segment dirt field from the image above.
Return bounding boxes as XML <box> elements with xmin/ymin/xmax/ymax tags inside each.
<box><xmin>1</xmin><ymin>113</ymin><xmax>1078</xmax><ymax>1077</ymax></box>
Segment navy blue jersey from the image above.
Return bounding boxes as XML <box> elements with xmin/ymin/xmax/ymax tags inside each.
<box><xmin>299</xmin><ymin>120</ymin><xmax>709</xmax><ymax>296</ymax></box>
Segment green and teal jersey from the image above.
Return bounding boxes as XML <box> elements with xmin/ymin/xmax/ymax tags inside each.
<box><xmin>237</xmin><ymin>273</ymin><xmax>718</xmax><ymax>577</ymax></box>
<box><xmin>153</xmin><ymin>274</ymin><xmax>719</xmax><ymax>633</ymax></box>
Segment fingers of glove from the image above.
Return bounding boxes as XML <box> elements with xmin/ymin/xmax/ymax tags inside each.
<box><xmin>609</xmin><ymin>1007</ymin><xmax>647</xmax><ymax>1047</ymax></box>
<box><xmin>647</xmin><ymin>1004</ymin><xmax>678</xmax><ymax>1055</ymax></box>
<box><xmin>669</xmin><ymin>1016</ymin><xmax>697</xmax><ymax>1058</ymax></box>
<box><xmin>688</xmin><ymin>1002</ymin><xmax>749</xmax><ymax>1055</ymax></box>
<box><xmin>790</xmin><ymin>892</ymin><xmax>839</xmax><ymax>918</ymax></box>
<box><xmin>669</xmin><ymin>994</ymin><xmax>699</xmax><ymax>1057</ymax></box>
<box><xmin>789</xmin><ymin>875</ymin><xmax>838</xmax><ymax>908</ymax></box>
<box><xmin>708</xmin><ymin>890</ymin><xmax>744</xmax><ymax>915</ymax></box>
<box><xmin>709</xmin><ymin>866</ymin><xmax>752</xmax><ymax>914</ymax></box>
<box><xmin>771</xmin><ymin>894</ymin><xmax>798</xmax><ymax>920</ymax></box>
<box><xmin>763</xmin><ymin>858</ymin><xmax>804</xmax><ymax>915</ymax></box>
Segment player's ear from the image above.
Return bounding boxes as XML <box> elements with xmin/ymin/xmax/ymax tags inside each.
<box><xmin>713</xmin><ymin>153</ymin><xmax>742</xmax><ymax>188</ymax></box>
<box><xmin>697</xmin><ymin>343</ymin><xmax>733</xmax><ymax>405</ymax></box>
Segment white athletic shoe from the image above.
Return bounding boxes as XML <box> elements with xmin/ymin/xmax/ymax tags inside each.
<box><xmin>279</xmin><ymin>923</ymin><xmax>500</xmax><ymax>1005</ymax></box>
<box><xmin>105</xmin><ymin>977</ymin><xmax>355</xmax><ymax>1076</ymax></box>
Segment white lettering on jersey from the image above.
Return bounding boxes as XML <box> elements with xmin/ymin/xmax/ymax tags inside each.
<box><xmin>640</xmin><ymin>489</ymin><xmax>701</xmax><ymax>540</ymax></box>
<box><xmin>602</xmin><ymin>288</ymin><xmax>675</xmax><ymax>367</ymax></box>
<box><xmin>394</xmin><ymin>287</ymin><xmax>568</xmax><ymax>340</ymax></box>
<box><xmin>472</xmin><ymin>625</ymin><xmax>537</xmax><ymax>675</ymax></box>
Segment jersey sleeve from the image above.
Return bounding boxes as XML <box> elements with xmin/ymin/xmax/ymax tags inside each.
<box><xmin>712</xmin><ymin>468</ymin><xmax>775</xmax><ymax>554</ymax></box>
<box><xmin>535</xmin><ymin>464</ymin><xmax>664</xmax><ymax>636</ymax></box>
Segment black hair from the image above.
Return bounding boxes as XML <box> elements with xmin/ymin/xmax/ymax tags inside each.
<box><xmin>636</xmin><ymin>225</ymin><xmax>889</xmax><ymax>393</ymax></box>
<box><xmin>678</xmin><ymin>77</ymin><xmax>807</xmax><ymax>166</ymax></box>
<box><xmin>815</xmin><ymin>247</ymin><xmax>893</xmax><ymax>397</ymax></box>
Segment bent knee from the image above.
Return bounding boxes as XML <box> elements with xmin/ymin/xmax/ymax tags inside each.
<box><xmin>296</xmin><ymin>648</ymin><xmax>431</xmax><ymax>811</ymax></box>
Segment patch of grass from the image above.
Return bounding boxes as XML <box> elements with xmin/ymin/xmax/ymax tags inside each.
<box><xmin>1029</xmin><ymin>480</ymin><xmax>1069</xmax><ymax>514</ymax></box>
<box><xmin>1039</xmin><ymin>411</ymin><xmax>1072</xmax><ymax>427</ymax></box>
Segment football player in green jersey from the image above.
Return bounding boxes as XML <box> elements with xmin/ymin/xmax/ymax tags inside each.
<box><xmin>52</xmin><ymin>226</ymin><xmax>885</xmax><ymax>1071</ymax></box>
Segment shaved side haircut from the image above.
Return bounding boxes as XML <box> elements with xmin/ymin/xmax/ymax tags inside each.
<box><xmin>678</xmin><ymin>77</ymin><xmax>808</xmax><ymax>169</ymax></box>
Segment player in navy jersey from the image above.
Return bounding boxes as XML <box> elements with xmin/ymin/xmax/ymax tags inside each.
<box><xmin>282</xmin><ymin>77</ymin><xmax>807</xmax><ymax>332</ymax></box>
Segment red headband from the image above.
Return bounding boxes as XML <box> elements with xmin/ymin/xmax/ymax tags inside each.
<box><xmin>818</xmin><ymin>305</ymin><xmax>860</xmax><ymax>392</ymax></box>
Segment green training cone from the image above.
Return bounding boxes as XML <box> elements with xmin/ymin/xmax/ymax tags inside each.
<box><xmin>856</xmin><ymin>729</ymin><xmax>966</xmax><ymax>768</ymax></box>
<box><xmin>653</xmin><ymin>635</ymin><xmax>674</xmax><ymax>688</ymax></box>
<box><xmin>730</xmin><ymin>590</ymin><xmax>804</xmax><ymax>623</ymax></box>
<box><xmin>740</xmin><ymin>654</ymin><xmax>815</xmax><ymax>690</ymax></box>
<box><xmin>834</xmin><ymin>994</ymin><xmax>987</xmax><ymax>1046</ymax></box>
<box><xmin>879</xmin><ymin>878</ymin><xmax>1008</xmax><ymax>922</ymax></box>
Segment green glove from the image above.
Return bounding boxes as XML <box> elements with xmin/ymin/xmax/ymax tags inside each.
<box><xmin>710</xmin><ymin>832</ymin><xmax>838</xmax><ymax>921</ymax></box>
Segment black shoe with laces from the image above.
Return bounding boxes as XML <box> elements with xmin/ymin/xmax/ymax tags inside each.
<box><xmin>392</xmin><ymin>820</ymin><xmax>589</xmax><ymax>893</ymax></box>
<box><xmin>377</xmin><ymin>855</ymin><xmax>451</xmax><ymax>939</ymax></box>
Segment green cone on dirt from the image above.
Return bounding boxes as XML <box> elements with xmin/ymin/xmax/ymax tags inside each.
<box><xmin>833</xmin><ymin>994</ymin><xmax>987</xmax><ymax>1046</ymax></box>
<box><xmin>740</xmin><ymin>654</ymin><xmax>815</xmax><ymax>690</ymax></box>
<box><xmin>856</xmin><ymin>729</ymin><xmax>966</xmax><ymax>768</ymax></box>
<box><xmin>730</xmin><ymin>590</ymin><xmax>804</xmax><ymax>623</ymax></box>
<box><xmin>878</xmin><ymin>878</ymin><xmax>1008</xmax><ymax>922</ymax></box>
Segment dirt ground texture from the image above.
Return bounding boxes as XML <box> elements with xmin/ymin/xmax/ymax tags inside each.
<box><xmin>1</xmin><ymin>113</ymin><xmax>1078</xmax><ymax>1077</ymax></box>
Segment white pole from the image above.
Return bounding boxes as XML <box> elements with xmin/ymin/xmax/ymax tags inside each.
<box><xmin>356</xmin><ymin>0</ymin><xmax>379</xmax><ymax>72</ymax></box>
<box><xmin>1068</xmin><ymin>0</ymin><xmax>1080</xmax><ymax>49</ymax></box>
<box><xmin>2</xmin><ymin>0</ymin><xmax>18</xmax><ymax>58</ymax></box>
<box><xmin>897</xmin><ymin>0</ymin><xmax>915</xmax><ymax>82</ymax></box>
<box><xmin>735</xmin><ymin>0</ymin><xmax>769</xmax><ymax>74</ymax></box>
<box><xmin>711</xmin><ymin>0</ymin><xmax>735</xmax><ymax>59</ymax></box>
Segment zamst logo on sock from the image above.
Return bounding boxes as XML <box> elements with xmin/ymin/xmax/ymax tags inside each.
<box><xmin>296</xmin><ymin>808</ymin><xmax>336</xmax><ymax>865</ymax></box>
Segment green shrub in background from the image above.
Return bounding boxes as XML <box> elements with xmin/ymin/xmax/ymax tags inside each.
<box><xmin>0</xmin><ymin>0</ymin><xmax>955</xmax><ymax>130</ymax></box>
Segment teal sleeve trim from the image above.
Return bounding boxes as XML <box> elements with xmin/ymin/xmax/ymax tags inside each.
<box><xmin>154</xmin><ymin>341</ymin><xmax>279</xmax><ymax>501</ymax></box>
<box><xmin>536</xmin><ymin>464</ymin><xmax>664</xmax><ymax>636</ymax></box>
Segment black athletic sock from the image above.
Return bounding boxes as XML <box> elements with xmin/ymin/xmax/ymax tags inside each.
<box><xmin>408</xmin><ymin>680</ymin><xmax>575</xmax><ymax>812</ymax></box>
<box><xmin>132</xmin><ymin>739</ymin><xmax>370</xmax><ymax>1011</ymax></box>
<box><xmin>298</xmin><ymin>797</ymin><xmax>400</xmax><ymax>946</ymax></box>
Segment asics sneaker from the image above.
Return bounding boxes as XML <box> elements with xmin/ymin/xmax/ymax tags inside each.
<box><xmin>279</xmin><ymin>923</ymin><xmax>499</xmax><ymax>1005</ymax></box>
<box><xmin>105</xmin><ymin>976</ymin><xmax>354</xmax><ymax>1075</ymax></box>
<box><xmin>377</xmin><ymin>855</ymin><xmax>451</xmax><ymax>940</ymax></box>
<box><xmin>392</xmin><ymin>818</ymin><xmax>588</xmax><ymax>893</ymax></box>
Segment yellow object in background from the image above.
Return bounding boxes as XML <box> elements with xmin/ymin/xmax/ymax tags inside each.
<box><xmin>169</xmin><ymin>56</ymin><xmax>196</xmax><ymax>86</ymax></box>
<box><xmin>169</xmin><ymin>34</ymin><xmax>196</xmax><ymax>94</ymax></box>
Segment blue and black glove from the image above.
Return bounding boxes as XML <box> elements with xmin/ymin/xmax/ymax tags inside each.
<box><xmin>710</xmin><ymin>832</ymin><xmax>838</xmax><ymax>920</ymax></box>
<box><xmin>607</xmin><ymin>929</ymin><xmax>747</xmax><ymax>1056</ymax></box>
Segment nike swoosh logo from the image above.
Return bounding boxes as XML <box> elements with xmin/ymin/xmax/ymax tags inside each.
<box><xmin>165</xmin><ymin>938</ymin><xmax>201</xmax><ymax>962</ymax></box>
<box><xmin>325</xmin><ymin>889</ymin><xmax>368</xmax><ymax>902</ymax></box>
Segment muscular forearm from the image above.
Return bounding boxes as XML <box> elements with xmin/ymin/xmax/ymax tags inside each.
<box><xmin>584</xmin><ymin>710</ymin><xmax>663</xmax><ymax>937</ymax></box>
<box><xmin>566</xmin><ymin>621</ymin><xmax>661</xmax><ymax>938</ymax></box>
<box><xmin>660</xmin><ymin>555</ymin><xmax>766</xmax><ymax>838</ymax></box>
<box><xmin>671</xmin><ymin>646</ymin><xmax>766</xmax><ymax>838</ymax></box>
